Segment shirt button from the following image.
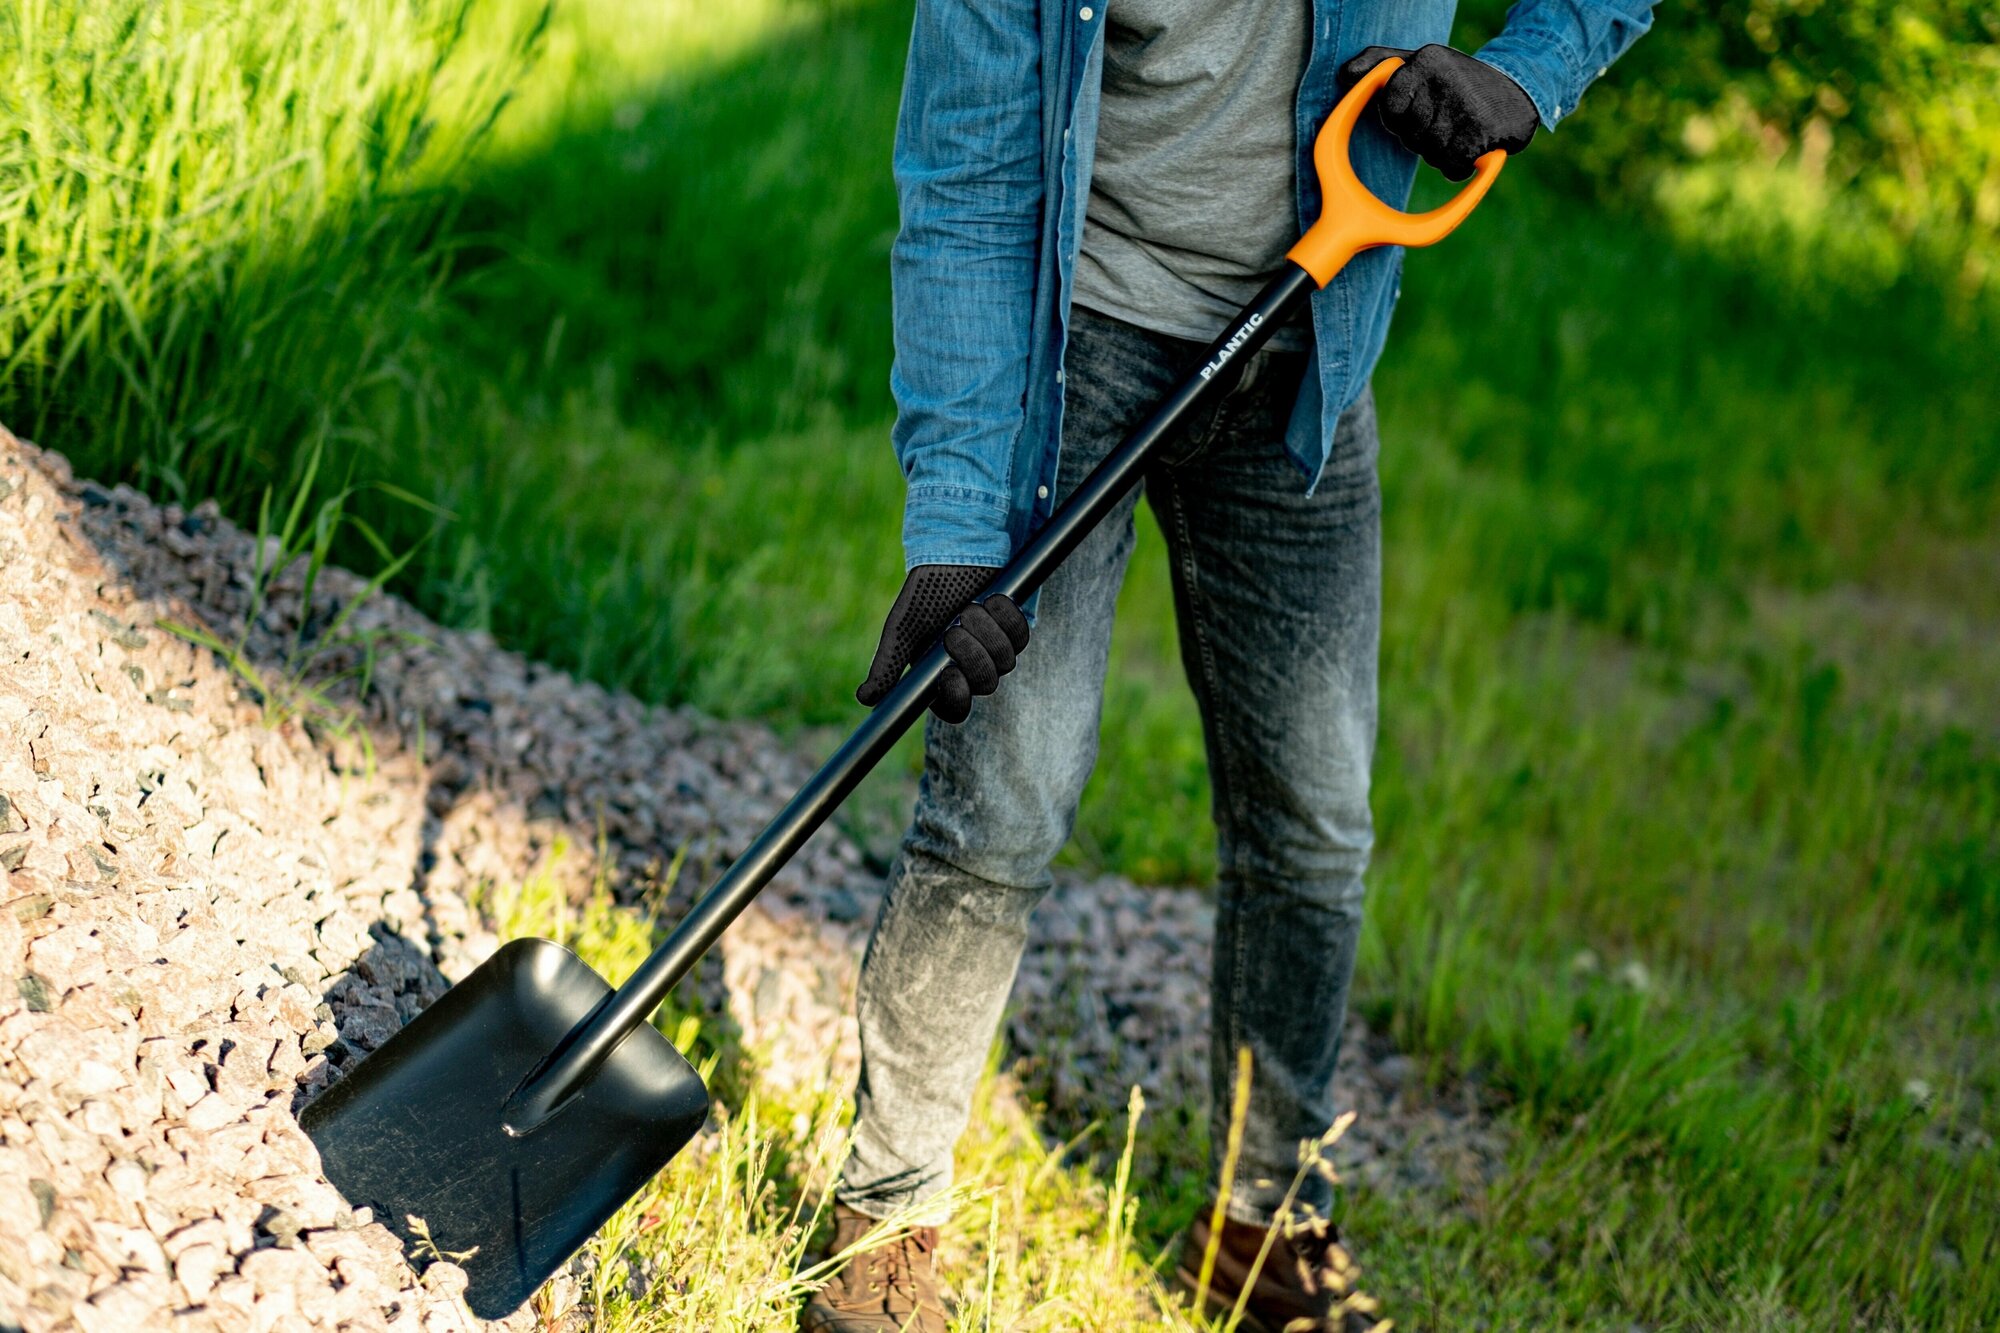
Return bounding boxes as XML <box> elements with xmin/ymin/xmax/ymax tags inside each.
<box><xmin>1079</xmin><ymin>5</ymin><xmax>1093</xmax><ymax>18</ymax></box>
<box><xmin>1038</xmin><ymin>486</ymin><xmax>1050</xmax><ymax>500</ymax></box>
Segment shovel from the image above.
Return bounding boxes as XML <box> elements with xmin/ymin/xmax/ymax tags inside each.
<box><xmin>299</xmin><ymin>57</ymin><xmax>1504</xmax><ymax>1320</ymax></box>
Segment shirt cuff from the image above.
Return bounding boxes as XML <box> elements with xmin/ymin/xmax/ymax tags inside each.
<box><xmin>900</xmin><ymin>483</ymin><xmax>1014</xmax><ymax>572</ymax></box>
<box><xmin>1475</xmin><ymin>29</ymin><xmax>1584</xmax><ymax>130</ymax></box>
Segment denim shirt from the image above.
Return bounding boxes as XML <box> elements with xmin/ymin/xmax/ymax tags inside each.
<box><xmin>889</xmin><ymin>0</ymin><xmax>1655</xmax><ymax>572</ymax></box>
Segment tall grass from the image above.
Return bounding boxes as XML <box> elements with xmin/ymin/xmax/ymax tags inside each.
<box><xmin>0</xmin><ymin>0</ymin><xmax>541</xmax><ymax>500</ymax></box>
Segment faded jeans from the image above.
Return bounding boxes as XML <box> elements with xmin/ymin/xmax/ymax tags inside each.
<box><xmin>838</xmin><ymin>306</ymin><xmax>1379</xmax><ymax>1227</ymax></box>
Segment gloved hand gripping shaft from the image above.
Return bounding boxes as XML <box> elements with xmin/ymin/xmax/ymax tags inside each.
<box><xmin>857</xmin><ymin>565</ymin><xmax>1031</xmax><ymax>723</ymax></box>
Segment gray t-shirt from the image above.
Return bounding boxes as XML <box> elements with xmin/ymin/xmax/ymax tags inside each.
<box><xmin>1071</xmin><ymin>0</ymin><xmax>1313</xmax><ymax>350</ymax></box>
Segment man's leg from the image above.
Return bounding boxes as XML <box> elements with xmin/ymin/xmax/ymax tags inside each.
<box><xmin>837</xmin><ymin>308</ymin><xmax>1190</xmax><ymax>1222</ymax></box>
<box><xmin>1149</xmin><ymin>374</ymin><xmax>1382</xmax><ymax>1226</ymax></box>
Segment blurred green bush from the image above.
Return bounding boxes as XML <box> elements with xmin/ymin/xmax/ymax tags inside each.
<box><xmin>1463</xmin><ymin>0</ymin><xmax>2000</xmax><ymax>303</ymax></box>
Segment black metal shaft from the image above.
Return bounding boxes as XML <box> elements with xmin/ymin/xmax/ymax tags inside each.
<box><xmin>504</xmin><ymin>262</ymin><xmax>1318</xmax><ymax>1133</ymax></box>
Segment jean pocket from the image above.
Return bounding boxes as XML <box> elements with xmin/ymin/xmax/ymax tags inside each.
<box><xmin>1159</xmin><ymin>392</ymin><xmax>1229</xmax><ymax>468</ymax></box>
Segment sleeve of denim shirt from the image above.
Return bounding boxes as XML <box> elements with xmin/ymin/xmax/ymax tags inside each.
<box><xmin>886</xmin><ymin>0</ymin><xmax>1044</xmax><ymax>572</ymax></box>
<box><xmin>1474</xmin><ymin>0</ymin><xmax>1657</xmax><ymax>131</ymax></box>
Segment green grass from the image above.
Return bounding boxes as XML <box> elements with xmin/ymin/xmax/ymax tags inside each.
<box><xmin>6</xmin><ymin>0</ymin><xmax>1999</xmax><ymax>1327</ymax></box>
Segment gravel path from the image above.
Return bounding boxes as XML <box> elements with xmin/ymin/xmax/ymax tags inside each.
<box><xmin>0</xmin><ymin>427</ymin><xmax>1503</xmax><ymax>1330</ymax></box>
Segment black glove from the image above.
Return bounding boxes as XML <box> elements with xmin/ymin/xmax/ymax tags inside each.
<box><xmin>1336</xmin><ymin>44</ymin><xmax>1539</xmax><ymax>181</ymax></box>
<box><xmin>857</xmin><ymin>565</ymin><xmax>1031</xmax><ymax>724</ymax></box>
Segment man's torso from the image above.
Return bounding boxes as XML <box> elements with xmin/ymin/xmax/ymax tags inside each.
<box><xmin>1070</xmin><ymin>0</ymin><xmax>1314</xmax><ymax>350</ymax></box>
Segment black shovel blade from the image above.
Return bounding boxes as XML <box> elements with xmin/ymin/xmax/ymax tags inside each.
<box><xmin>299</xmin><ymin>938</ymin><xmax>711</xmax><ymax>1319</ymax></box>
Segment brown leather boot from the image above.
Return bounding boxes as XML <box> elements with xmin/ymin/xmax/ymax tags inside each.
<box><xmin>1175</xmin><ymin>1207</ymin><xmax>1385</xmax><ymax>1333</ymax></box>
<box><xmin>800</xmin><ymin>1203</ymin><xmax>948</xmax><ymax>1332</ymax></box>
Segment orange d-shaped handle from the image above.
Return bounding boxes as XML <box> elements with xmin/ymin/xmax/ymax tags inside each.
<box><xmin>1285</xmin><ymin>56</ymin><xmax>1507</xmax><ymax>287</ymax></box>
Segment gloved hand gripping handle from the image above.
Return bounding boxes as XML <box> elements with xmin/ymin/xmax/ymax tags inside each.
<box><xmin>1286</xmin><ymin>56</ymin><xmax>1506</xmax><ymax>284</ymax></box>
<box><xmin>500</xmin><ymin>57</ymin><xmax>1505</xmax><ymax>1136</ymax></box>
